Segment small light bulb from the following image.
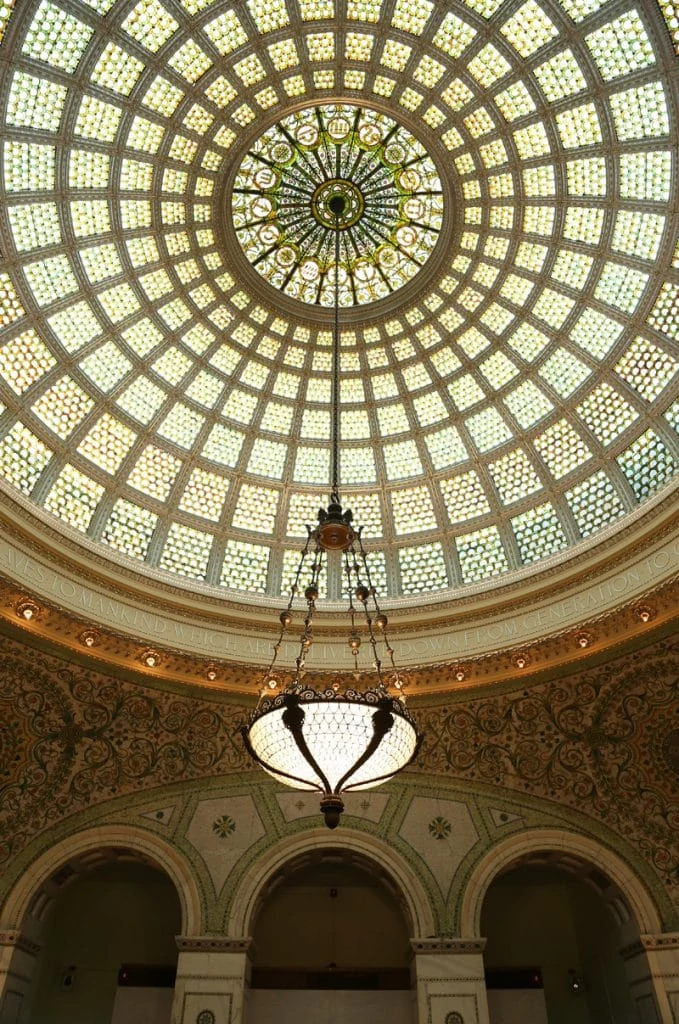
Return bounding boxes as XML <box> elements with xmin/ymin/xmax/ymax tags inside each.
<box><xmin>16</xmin><ymin>598</ymin><xmax>39</xmax><ymax>620</ymax></box>
<box><xmin>637</xmin><ymin>605</ymin><xmax>654</xmax><ymax>623</ymax></box>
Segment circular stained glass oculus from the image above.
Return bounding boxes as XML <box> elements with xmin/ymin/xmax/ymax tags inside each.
<box><xmin>0</xmin><ymin>0</ymin><xmax>677</xmax><ymax>603</ymax></box>
<box><xmin>231</xmin><ymin>105</ymin><xmax>444</xmax><ymax>307</ymax></box>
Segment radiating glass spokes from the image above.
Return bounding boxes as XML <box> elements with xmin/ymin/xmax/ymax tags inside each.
<box><xmin>232</xmin><ymin>104</ymin><xmax>443</xmax><ymax>307</ymax></box>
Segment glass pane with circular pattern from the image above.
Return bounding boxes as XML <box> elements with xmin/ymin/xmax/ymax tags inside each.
<box><xmin>232</xmin><ymin>104</ymin><xmax>443</xmax><ymax>306</ymax></box>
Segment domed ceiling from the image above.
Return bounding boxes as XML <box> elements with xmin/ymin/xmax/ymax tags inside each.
<box><xmin>0</xmin><ymin>0</ymin><xmax>677</xmax><ymax>604</ymax></box>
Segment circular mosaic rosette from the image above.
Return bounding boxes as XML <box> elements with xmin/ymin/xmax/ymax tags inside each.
<box><xmin>232</xmin><ymin>104</ymin><xmax>443</xmax><ymax>306</ymax></box>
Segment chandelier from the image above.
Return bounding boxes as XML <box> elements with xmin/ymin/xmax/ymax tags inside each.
<box><xmin>242</xmin><ymin>190</ymin><xmax>421</xmax><ymax>829</ymax></box>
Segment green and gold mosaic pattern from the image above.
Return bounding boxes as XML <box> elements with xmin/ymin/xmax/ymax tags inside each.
<box><xmin>232</xmin><ymin>103</ymin><xmax>443</xmax><ymax>306</ymax></box>
<box><xmin>0</xmin><ymin>0</ymin><xmax>677</xmax><ymax>599</ymax></box>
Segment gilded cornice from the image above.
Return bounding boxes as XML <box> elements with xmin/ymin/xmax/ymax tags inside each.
<box><xmin>0</xmin><ymin>487</ymin><xmax>677</xmax><ymax>696</ymax></box>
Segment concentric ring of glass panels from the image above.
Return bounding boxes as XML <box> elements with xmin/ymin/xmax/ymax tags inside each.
<box><xmin>0</xmin><ymin>0</ymin><xmax>677</xmax><ymax>601</ymax></box>
<box><xmin>232</xmin><ymin>104</ymin><xmax>443</xmax><ymax>306</ymax></box>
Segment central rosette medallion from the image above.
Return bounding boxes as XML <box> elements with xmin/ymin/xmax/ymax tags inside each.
<box><xmin>231</xmin><ymin>104</ymin><xmax>443</xmax><ymax>307</ymax></box>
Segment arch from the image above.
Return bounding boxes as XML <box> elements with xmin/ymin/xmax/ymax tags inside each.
<box><xmin>459</xmin><ymin>829</ymin><xmax>663</xmax><ymax>939</ymax></box>
<box><xmin>227</xmin><ymin>829</ymin><xmax>436</xmax><ymax>939</ymax></box>
<box><xmin>0</xmin><ymin>826</ymin><xmax>202</xmax><ymax>937</ymax></box>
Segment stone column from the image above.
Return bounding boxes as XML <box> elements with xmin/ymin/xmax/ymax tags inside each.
<box><xmin>620</xmin><ymin>933</ymin><xmax>679</xmax><ymax>1024</ymax></box>
<box><xmin>171</xmin><ymin>937</ymin><xmax>251</xmax><ymax>1024</ymax></box>
<box><xmin>0</xmin><ymin>931</ymin><xmax>41</xmax><ymax>1024</ymax></box>
<box><xmin>411</xmin><ymin>938</ymin><xmax>490</xmax><ymax>1024</ymax></box>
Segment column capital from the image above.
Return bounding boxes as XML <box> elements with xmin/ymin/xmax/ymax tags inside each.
<box><xmin>620</xmin><ymin>932</ymin><xmax>679</xmax><ymax>959</ymax></box>
<box><xmin>176</xmin><ymin>936</ymin><xmax>253</xmax><ymax>953</ymax></box>
<box><xmin>411</xmin><ymin>938</ymin><xmax>487</xmax><ymax>955</ymax></box>
<box><xmin>0</xmin><ymin>930</ymin><xmax>41</xmax><ymax>955</ymax></box>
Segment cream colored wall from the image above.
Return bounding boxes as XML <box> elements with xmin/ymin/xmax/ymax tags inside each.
<box><xmin>29</xmin><ymin>862</ymin><xmax>180</xmax><ymax>1024</ymax></box>
<box><xmin>486</xmin><ymin>990</ymin><xmax>548</xmax><ymax>1024</ymax></box>
<box><xmin>111</xmin><ymin>987</ymin><xmax>174</xmax><ymax>1024</ymax></box>
<box><xmin>248</xmin><ymin>990</ymin><xmax>413</xmax><ymax>1024</ymax></box>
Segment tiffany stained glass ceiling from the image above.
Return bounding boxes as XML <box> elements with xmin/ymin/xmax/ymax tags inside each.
<box><xmin>232</xmin><ymin>104</ymin><xmax>443</xmax><ymax>306</ymax></box>
<box><xmin>0</xmin><ymin>0</ymin><xmax>677</xmax><ymax>601</ymax></box>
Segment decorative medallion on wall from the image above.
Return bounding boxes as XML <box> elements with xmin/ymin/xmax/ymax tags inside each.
<box><xmin>401</xmin><ymin>798</ymin><xmax>480</xmax><ymax>898</ymax></box>
<box><xmin>186</xmin><ymin>796</ymin><xmax>265</xmax><ymax>896</ymax></box>
<box><xmin>212</xmin><ymin>814</ymin><xmax>236</xmax><ymax>839</ymax></box>
<box><xmin>428</xmin><ymin>815</ymin><xmax>452</xmax><ymax>840</ymax></box>
<box><xmin>140</xmin><ymin>805</ymin><xmax>178</xmax><ymax>826</ymax></box>
<box><xmin>489</xmin><ymin>808</ymin><xmax>524</xmax><ymax>829</ymax></box>
<box><xmin>196</xmin><ymin>1011</ymin><xmax>215</xmax><ymax>1024</ymax></box>
<box><xmin>445</xmin><ymin>1013</ymin><xmax>464</xmax><ymax>1024</ymax></box>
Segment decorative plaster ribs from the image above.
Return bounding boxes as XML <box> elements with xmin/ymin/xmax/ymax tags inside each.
<box><xmin>0</xmin><ymin>932</ymin><xmax>41</xmax><ymax>956</ymax></box>
<box><xmin>175</xmin><ymin>936</ymin><xmax>252</xmax><ymax>953</ymax></box>
<box><xmin>411</xmin><ymin>938</ymin><xmax>487</xmax><ymax>955</ymax></box>
<box><xmin>620</xmin><ymin>933</ymin><xmax>679</xmax><ymax>958</ymax></box>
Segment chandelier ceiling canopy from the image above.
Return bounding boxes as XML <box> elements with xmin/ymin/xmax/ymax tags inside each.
<box><xmin>0</xmin><ymin>0</ymin><xmax>676</xmax><ymax>610</ymax></box>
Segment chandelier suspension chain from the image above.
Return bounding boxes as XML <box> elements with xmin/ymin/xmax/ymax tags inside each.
<box><xmin>356</xmin><ymin>535</ymin><xmax>399</xmax><ymax>684</ymax></box>
<box><xmin>242</xmin><ymin>175</ymin><xmax>420</xmax><ymax>830</ymax></box>
<box><xmin>262</xmin><ymin>531</ymin><xmax>313</xmax><ymax>691</ymax></box>
<box><xmin>294</xmin><ymin>545</ymin><xmax>324</xmax><ymax>680</ymax></box>
<box><xmin>343</xmin><ymin>549</ymin><xmax>361</xmax><ymax>674</ymax></box>
<box><xmin>331</xmin><ymin>205</ymin><xmax>341</xmax><ymax>502</ymax></box>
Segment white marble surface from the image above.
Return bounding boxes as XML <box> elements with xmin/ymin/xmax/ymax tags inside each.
<box><xmin>399</xmin><ymin>798</ymin><xmax>479</xmax><ymax>897</ymax></box>
<box><xmin>186</xmin><ymin>796</ymin><xmax>265</xmax><ymax>895</ymax></box>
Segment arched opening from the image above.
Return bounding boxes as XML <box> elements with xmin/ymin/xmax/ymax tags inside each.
<box><xmin>247</xmin><ymin>847</ymin><xmax>414</xmax><ymax>1024</ymax></box>
<box><xmin>481</xmin><ymin>851</ymin><xmax>639</xmax><ymax>1024</ymax></box>
<box><xmin>229</xmin><ymin>829</ymin><xmax>434</xmax><ymax>940</ymax></box>
<box><xmin>25</xmin><ymin>847</ymin><xmax>182</xmax><ymax>1024</ymax></box>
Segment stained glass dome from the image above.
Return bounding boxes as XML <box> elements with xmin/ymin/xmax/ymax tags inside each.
<box><xmin>0</xmin><ymin>0</ymin><xmax>677</xmax><ymax>603</ymax></box>
<box><xmin>232</xmin><ymin>104</ymin><xmax>443</xmax><ymax>306</ymax></box>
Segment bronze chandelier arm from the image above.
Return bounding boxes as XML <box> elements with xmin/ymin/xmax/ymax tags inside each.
<box><xmin>334</xmin><ymin>700</ymin><xmax>395</xmax><ymax>794</ymax></box>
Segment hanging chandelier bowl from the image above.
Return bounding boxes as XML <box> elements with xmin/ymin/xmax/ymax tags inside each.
<box><xmin>241</xmin><ymin>491</ymin><xmax>423</xmax><ymax>827</ymax></box>
<box><xmin>243</xmin><ymin>687</ymin><xmax>421</xmax><ymax>829</ymax></box>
